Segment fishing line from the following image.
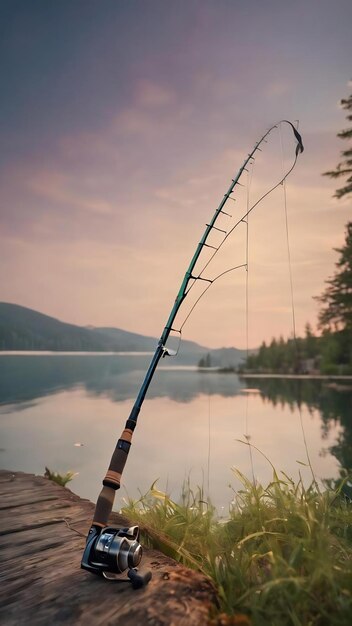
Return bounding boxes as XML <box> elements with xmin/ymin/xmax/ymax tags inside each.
<box><xmin>207</xmin><ymin>392</ymin><xmax>211</xmax><ymax>498</ymax></box>
<box><xmin>176</xmin><ymin>136</ymin><xmax>300</xmax><ymax>335</ymax></box>
<box><xmin>169</xmin><ymin>128</ymin><xmax>302</xmax><ymax>492</ymax></box>
<box><xmin>179</xmin><ymin>264</ymin><xmax>247</xmax><ymax>332</ymax></box>
<box><xmin>244</xmin><ymin>161</ymin><xmax>255</xmax><ymax>484</ymax></box>
<box><xmin>279</xmin><ymin>124</ymin><xmax>297</xmax><ymax>341</ymax></box>
<box><xmin>82</xmin><ymin>122</ymin><xmax>304</xmax><ymax>582</ymax></box>
<box><xmin>279</xmin><ymin>123</ymin><xmax>317</xmax><ymax>486</ymax></box>
<box><xmin>245</xmin><ymin>166</ymin><xmax>250</xmax><ymax>360</ymax></box>
<box><xmin>180</xmin><ymin>140</ymin><xmax>300</xmax><ymax>321</ymax></box>
<box><xmin>198</xmin><ymin>145</ymin><xmax>300</xmax><ymax>281</ymax></box>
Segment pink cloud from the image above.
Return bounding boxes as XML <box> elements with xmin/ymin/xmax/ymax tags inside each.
<box><xmin>135</xmin><ymin>79</ymin><xmax>175</xmax><ymax>108</ymax></box>
<box><xmin>28</xmin><ymin>169</ymin><xmax>114</xmax><ymax>215</ymax></box>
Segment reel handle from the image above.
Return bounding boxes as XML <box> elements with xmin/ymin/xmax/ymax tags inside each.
<box><xmin>128</xmin><ymin>568</ymin><xmax>152</xmax><ymax>589</ymax></box>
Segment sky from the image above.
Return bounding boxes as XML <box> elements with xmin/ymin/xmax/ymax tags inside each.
<box><xmin>1</xmin><ymin>0</ymin><xmax>351</xmax><ymax>349</ymax></box>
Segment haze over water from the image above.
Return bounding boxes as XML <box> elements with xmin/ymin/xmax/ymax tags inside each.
<box><xmin>1</xmin><ymin>354</ymin><xmax>348</xmax><ymax>512</ymax></box>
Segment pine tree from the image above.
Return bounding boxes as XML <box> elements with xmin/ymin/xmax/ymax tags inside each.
<box><xmin>323</xmin><ymin>85</ymin><xmax>352</xmax><ymax>198</ymax></box>
<box><xmin>317</xmin><ymin>222</ymin><xmax>352</xmax><ymax>332</ymax></box>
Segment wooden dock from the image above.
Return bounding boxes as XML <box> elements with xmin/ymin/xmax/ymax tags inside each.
<box><xmin>0</xmin><ymin>470</ymin><xmax>217</xmax><ymax>625</ymax></box>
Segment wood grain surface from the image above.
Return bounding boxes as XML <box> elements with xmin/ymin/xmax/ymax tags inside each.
<box><xmin>0</xmin><ymin>470</ymin><xmax>217</xmax><ymax>625</ymax></box>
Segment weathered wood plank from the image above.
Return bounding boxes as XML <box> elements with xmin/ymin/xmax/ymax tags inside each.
<box><xmin>0</xmin><ymin>470</ymin><xmax>217</xmax><ymax>625</ymax></box>
<box><xmin>0</xmin><ymin>495</ymin><xmax>60</xmax><ymax>509</ymax></box>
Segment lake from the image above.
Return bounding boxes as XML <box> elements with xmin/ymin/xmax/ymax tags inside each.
<box><xmin>0</xmin><ymin>354</ymin><xmax>351</xmax><ymax>513</ymax></box>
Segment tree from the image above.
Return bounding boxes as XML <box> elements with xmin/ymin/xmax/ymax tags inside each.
<box><xmin>304</xmin><ymin>323</ymin><xmax>318</xmax><ymax>359</ymax></box>
<box><xmin>316</xmin><ymin>222</ymin><xmax>352</xmax><ymax>332</ymax></box>
<box><xmin>323</xmin><ymin>85</ymin><xmax>352</xmax><ymax>198</ymax></box>
<box><xmin>198</xmin><ymin>353</ymin><xmax>212</xmax><ymax>368</ymax></box>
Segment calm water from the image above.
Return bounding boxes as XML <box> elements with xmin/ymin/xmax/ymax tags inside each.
<box><xmin>0</xmin><ymin>354</ymin><xmax>351</xmax><ymax>512</ymax></box>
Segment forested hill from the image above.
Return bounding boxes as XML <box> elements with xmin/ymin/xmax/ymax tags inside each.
<box><xmin>0</xmin><ymin>303</ymin><xmax>246</xmax><ymax>365</ymax></box>
<box><xmin>0</xmin><ymin>302</ymin><xmax>135</xmax><ymax>351</ymax></box>
<box><xmin>0</xmin><ymin>302</ymin><xmax>170</xmax><ymax>352</ymax></box>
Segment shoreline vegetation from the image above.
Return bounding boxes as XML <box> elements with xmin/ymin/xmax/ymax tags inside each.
<box><xmin>199</xmin><ymin>218</ymin><xmax>352</xmax><ymax>379</ymax></box>
<box><xmin>198</xmin><ymin>325</ymin><xmax>352</xmax><ymax>378</ymax></box>
<box><xmin>43</xmin><ymin>464</ymin><xmax>352</xmax><ymax>624</ymax></box>
<box><xmin>198</xmin><ymin>368</ymin><xmax>352</xmax><ymax>381</ymax></box>
<box><xmin>122</xmin><ymin>471</ymin><xmax>352</xmax><ymax>625</ymax></box>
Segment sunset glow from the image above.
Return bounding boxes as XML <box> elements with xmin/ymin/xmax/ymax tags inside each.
<box><xmin>1</xmin><ymin>1</ymin><xmax>351</xmax><ymax>348</ymax></box>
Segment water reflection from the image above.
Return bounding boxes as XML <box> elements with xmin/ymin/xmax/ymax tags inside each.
<box><xmin>0</xmin><ymin>356</ymin><xmax>350</xmax><ymax>509</ymax></box>
<box><xmin>0</xmin><ymin>355</ymin><xmax>244</xmax><ymax>407</ymax></box>
<box><xmin>241</xmin><ymin>376</ymin><xmax>352</xmax><ymax>478</ymax></box>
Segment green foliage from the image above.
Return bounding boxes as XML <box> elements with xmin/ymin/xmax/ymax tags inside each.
<box><xmin>244</xmin><ymin>334</ymin><xmax>312</xmax><ymax>374</ymax></box>
<box><xmin>316</xmin><ymin>222</ymin><xmax>352</xmax><ymax>334</ymax></box>
<box><xmin>122</xmin><ymin>480</ymin><xmax>217</xmax><ymax>568</ymax></box>
<box><xmin>44</xmin><ymin>466</ymin><xmax>76</xmax><ymax>487</ymax></box>
<box><xmin>323</xmin><ymin>87</ymin><xmax>352</xmax><ymax>199</ymax></box>
<box><xmin>198</xmin><ymin>353</ymin><xmax>212</xmax><ymax>368</ymax></box>
<box><xmin>242</xmin><ymin>225</ymin><xmax>352</xmax><ymax>374</ymax></box>
<box><xmin>0</xmin><ymin>302</ymin><xmax>158</xmax><ymax>351</ymax></box>
<box><xmin>0</xmin><ymin>302</ymin><xmax>111</xmax><ymax>351</ymax></box>
<box><xmin>122</xmin><ymin>473</ymin><xmax>352</xmax><ymax>626</ymax></box>
<box><xmin>240</xmin><ymin>377</ymin><xmax>352</xmax><ymax>482</ymax></box>
<box><xmin>243</xmin><ymin>325</ymin><xmax>352</xmax><ymax>375</ymax></box>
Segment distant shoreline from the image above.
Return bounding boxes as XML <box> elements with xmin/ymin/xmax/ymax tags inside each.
<box><xmin>240</xmin><ymin>373</ymin><xmax>352</xmax><ymax>380</ymax></box>
<box><xmin>2</xmin><ymin>353</ymin><xmax>351</xmax><ymax>381</ymax></box>
<box><xmin>197</xmin><ymin>367</ymin><xmax>352</xmax><ymax>380</ymax></box>
<box><xmin>0</xmin><ymin>350</ymin><xmax>155</xmax><ymax>356</ymax></box>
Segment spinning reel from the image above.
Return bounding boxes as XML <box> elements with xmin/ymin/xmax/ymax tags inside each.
<box><xmin>81</xmin><ymin>524</ymin><xmax>152</xmax><ymax>589</ymax></box>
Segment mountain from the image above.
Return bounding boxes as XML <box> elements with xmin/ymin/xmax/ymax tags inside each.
<box><xmin>0</xmin><ymin>302</ymin><xmax>113</xmax><ymax>352</ymax></box>
<box><xmin>95</xmin><ymin>327</ymin><xmax>209</xmax><ymax>355</ymax></box>
<box><xmin>206</xmin><ymin>347</ymin><xmax>248</xmax><ymax>368</ymax></box>
<box><xmin>0</xmin><ymin>302</ymin><xmax>247</xmax><ymax>366</ymax></box>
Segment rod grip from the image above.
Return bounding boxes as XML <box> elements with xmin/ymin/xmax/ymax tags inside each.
<box><xmin>93</xmin><ymin>485</ymin><xmax>116</xmax><ymax>527</ymax></box>
<box><xmin>102</xmin><ymin>428</ymin><xmax>133</xmax><ymax>489</ymax></box>
<box><xmin>92</xmin><ymin>428</ymin><xmax>134</xmax><ymax>526</ymax></box>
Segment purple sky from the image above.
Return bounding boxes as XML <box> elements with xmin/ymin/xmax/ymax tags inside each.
<box><xmin>1</xmin><ymin>0</ymin><xmax>351</xmax><ymax>348</ymax></box>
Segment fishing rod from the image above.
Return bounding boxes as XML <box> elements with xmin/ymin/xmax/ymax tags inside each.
<box><xmin>81</xmin><ymin>121</ymin><xmax>304</xmax><ymax>585</ymax></box>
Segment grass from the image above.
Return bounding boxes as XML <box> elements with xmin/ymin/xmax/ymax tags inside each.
<box><xmin>44</xmin><ymin>466</ymin><xmax>76</xmax><ymax>487</ymax></box>
<box><xmin>121</xmin><ymin>469</ymin><xmax>352</xmax><ymax>626</ymax></box>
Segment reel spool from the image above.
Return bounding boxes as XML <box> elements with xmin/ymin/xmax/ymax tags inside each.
<box><xmin>81</xmin><ymin>525</ymin><xmax>151</xmax><ymax>589</ymax></box>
